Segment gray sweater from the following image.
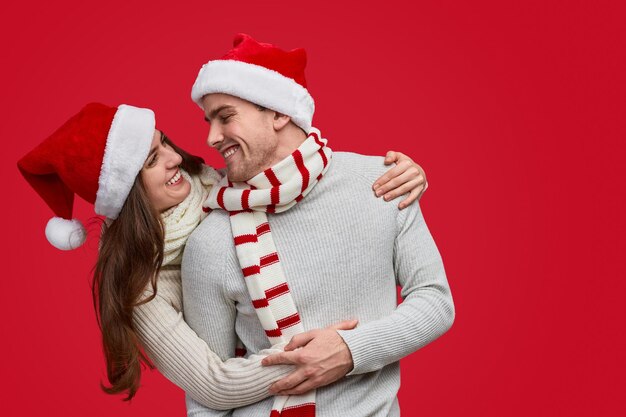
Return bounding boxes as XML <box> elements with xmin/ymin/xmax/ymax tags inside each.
<box><xmin>182</xmin><ymin>152</ymin><xmax>455</xmax><ymax>417</ymax></box>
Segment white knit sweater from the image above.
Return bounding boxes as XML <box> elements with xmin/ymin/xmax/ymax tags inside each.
<box><xmin>132</xmin><ymin>165</ymin><xmax>292</xmax><ymax>410</ymax></box>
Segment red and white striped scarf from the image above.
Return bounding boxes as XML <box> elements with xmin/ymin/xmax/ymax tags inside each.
<box><xmin>203</xmin><ymin>128</ymin><xmax>331</xmax><ymax>417</ymax></box>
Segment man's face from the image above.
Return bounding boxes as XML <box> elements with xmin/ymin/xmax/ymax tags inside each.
<box><xmin>202</xmin><ymin>94</ymin><xmax>278</xmax><ymax>182</ymax></box>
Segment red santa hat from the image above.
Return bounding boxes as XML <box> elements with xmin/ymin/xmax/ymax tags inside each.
<box><xmin>191</xmin><ymin>33</ymin><xmax>315</xmax><ymax>132</ymax></box>
<box><xmin>18</xmin><ymin>103</ymin><xmax>155</xmax><ymax>250</ymax></box>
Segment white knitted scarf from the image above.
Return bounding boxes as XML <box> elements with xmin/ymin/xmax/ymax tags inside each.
<box><xmin>204</xmin><ymin>128</ymin><xmax>332</xmax><ymax>417</ymax></box>
<box><xmin>161</xmin><ymin>165</ymin><xmax>221</xmax><ymax>267</ymax></box>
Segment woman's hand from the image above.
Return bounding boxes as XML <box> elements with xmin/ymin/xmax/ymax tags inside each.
<box><xmin>373</xmin><ymin>151</ymin><xmax>428</xmax><ymax>210</ymax></box>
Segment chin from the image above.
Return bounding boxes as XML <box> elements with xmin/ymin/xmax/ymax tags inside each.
<box><xmin>228</xmin><ymin>166</ymin><xmax>260</xmax><ymax>182</ymax></box>
<box><xmin>226</xmin><ymin>169</ymin><xmax>245</xmax><ymax>182</ymax></box>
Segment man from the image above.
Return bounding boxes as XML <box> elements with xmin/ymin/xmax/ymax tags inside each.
<box><xmin>182</xmin><ymin>34</ymin><xmax>454</xmax><ymax>416</ymax></box>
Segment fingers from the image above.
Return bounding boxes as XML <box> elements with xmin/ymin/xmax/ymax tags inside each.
<box><xmin>398</xmin><ymin>181</ymin><xmax>425</xmax><ymax>209</ymax></box>
<box><xmin>384</xmin><ymin>150</ymin><xmax>404</xmax><ymax>165</ymax></box>
<box><xmin>378</xmin><ymin>169</ymin><xmax>425</xmax><ymax>200</ymax></box>
<box><xmin>283</xmin><ymin>331</ymin><xmax>317</xmax><ymax>351</ymax></box>
<box><xmin>274</xmin><ymin>377</ymin><xmax>323</xmax><ymax>396</ymax></box>
<box><xmin>326</xmin><ymin>319</ymin><xmax>358</xmax><ymax>331</ymax></box>
<box><xmin>261</xmin><ymin>351</ymin><xmax>299</xmax><ymax>366</ymax></box>
<box><xmin>393</xmin><ymin>151</ymin><xmax>411</xmax><ymax>162</ymax></box>
<box><xmin>373</xmin><ymin>159</ymin><xmax>412</xmax><ymax>192</ymax></box>
<box><xmin>389</xmin><ymin>175</ymin><xmax>426</xmax><ymax>200</ymax></box>
<box><xmin>269</xmin><ymin>369</ymin><xmax>308</xmax><ymax>394</ymax></box>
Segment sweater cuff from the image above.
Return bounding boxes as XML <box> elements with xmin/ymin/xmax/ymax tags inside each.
<box><xmin>336</xmin><ymin>329</ymin><xmax>372</xmax><ymax>376</ymax></box>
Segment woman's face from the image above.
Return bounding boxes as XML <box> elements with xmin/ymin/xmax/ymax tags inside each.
<box><xmin>140</xmin><ymin>130</ymin><xmax>191</xmax><ymax>212</ymax></box>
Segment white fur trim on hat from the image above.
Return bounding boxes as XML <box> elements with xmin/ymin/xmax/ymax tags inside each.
<box><xmin>94</xmin><ymin>105</ymin><xmax>155</xmax><ymax>219</ymax></box>
<box><xmin>191</xmin><ymin>60</ymin><xmax>315</xmax><ymax>132</ymax></box>
<box><xmin>45</xmin><ymin>217</ymin><xmax>87</xmax><ymax>250</ymax></box>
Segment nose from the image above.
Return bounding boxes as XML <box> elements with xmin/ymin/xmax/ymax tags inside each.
<box><xmin>207</xmin><ymin>124</ymin><xmax>224</xmax><ymax>148</ymax></box>
<box><xmin>164</xmin><ymin>146</ymin><xmax>183</xmax><ymax>168</ymax></box>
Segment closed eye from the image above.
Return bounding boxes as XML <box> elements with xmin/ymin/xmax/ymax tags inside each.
<box><xmin>147</xmin><ymin>153</ymin><xmax>158</xmax><ymax>167</ymax></box>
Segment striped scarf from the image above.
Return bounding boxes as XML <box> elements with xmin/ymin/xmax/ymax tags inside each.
<box><xmin>203</xmin><ymin>128</ymin><xmax>331</xmax><ymax>417</ymax></box>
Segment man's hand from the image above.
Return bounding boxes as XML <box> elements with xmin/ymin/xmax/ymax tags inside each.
<box><xmin>261</xmin><ymin>319</ymin><xmax>357</xmax><ymax>395</ymax></box>
<box><xmin>373</xmin><ymin>151</ymin><xmax>428</xmax><ymax>210</ymax></box>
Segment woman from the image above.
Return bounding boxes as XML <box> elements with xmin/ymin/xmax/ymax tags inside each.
<box><xmin>18</xmin><ymin>103</ymin><xmax>428</xmax><ymax>409</ymax></box>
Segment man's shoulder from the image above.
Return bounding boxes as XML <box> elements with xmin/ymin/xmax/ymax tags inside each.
<box><xmin>331</xmin><ymin>151</ymin><xmax>388</xmax><ymax>185</ymax></box>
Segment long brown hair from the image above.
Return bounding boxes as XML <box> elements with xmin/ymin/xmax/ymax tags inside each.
<box><xmin>92</xmin><ymin>136</ymin><xmax>203</xmax><ymax>401</ymax></box>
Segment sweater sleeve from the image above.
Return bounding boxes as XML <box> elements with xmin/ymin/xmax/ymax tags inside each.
<box><xmin>133</xmin><ymin>268</ymin><xmax>292</xmax><ymax>410</ymax></box>
<box><xmin>337</xmin><ymin>202</ymin><xmax>455</xmax><ymax>375</ymax></box>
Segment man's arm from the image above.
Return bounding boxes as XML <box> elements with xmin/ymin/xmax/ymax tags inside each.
<box><xmin>263</xmin><ymin>201</ymin><xmax>454</xmax><ymax>394</ymax></box>
<box><xmin>338</xmin><ymin>201</ymin><xmax>454</xmax><ymax>374</ymax></box>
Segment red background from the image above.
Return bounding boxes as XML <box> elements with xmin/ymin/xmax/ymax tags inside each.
<box><xmin>1</xmin><ymin>1</ymin><xmax>624</xmax><ymax>416</ymax></box>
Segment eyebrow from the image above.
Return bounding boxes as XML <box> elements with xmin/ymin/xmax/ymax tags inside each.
<box><xmin>204</xmin><ymin>105</ymin><xmax>235</xmax><ymax>122</ymax></box>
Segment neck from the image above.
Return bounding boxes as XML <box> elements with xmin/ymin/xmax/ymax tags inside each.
<box><xmin>272</xmin><ymin>123</ymin><xmax>307</xmax><ymax>163</ymax></box>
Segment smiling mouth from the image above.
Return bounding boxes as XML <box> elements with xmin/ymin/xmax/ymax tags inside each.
<box><xmin>222</xmin><ymin>145</ymin><xmax>240</xmax><ymax>160</ymax></box>
<box><xmin>166</xmin><ymin>169</ymin><xmax>182</xmax><ymax>186</ymax></box>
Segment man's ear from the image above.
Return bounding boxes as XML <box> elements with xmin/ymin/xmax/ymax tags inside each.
<box><xmin>272</xmin><ymin>112</ymin><xmax>291</xmax><ymax>131</ymax></box>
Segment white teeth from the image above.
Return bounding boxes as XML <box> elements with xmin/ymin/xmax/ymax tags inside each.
<box><xmin>223</xmin><ymin>146</ymin><xmax>239</xmax><ymax>159</ymax></box>
<box><xmin>166</xmin><ymin>170</ymin><xmax>181</xmax><ymax>186</ymax></box>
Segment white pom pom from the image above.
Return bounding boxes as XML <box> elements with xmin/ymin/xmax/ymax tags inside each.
<box><xmin>45</xmin><ymin>217</ymin><xmax>87</xmax><ymax>250</ymax></box>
